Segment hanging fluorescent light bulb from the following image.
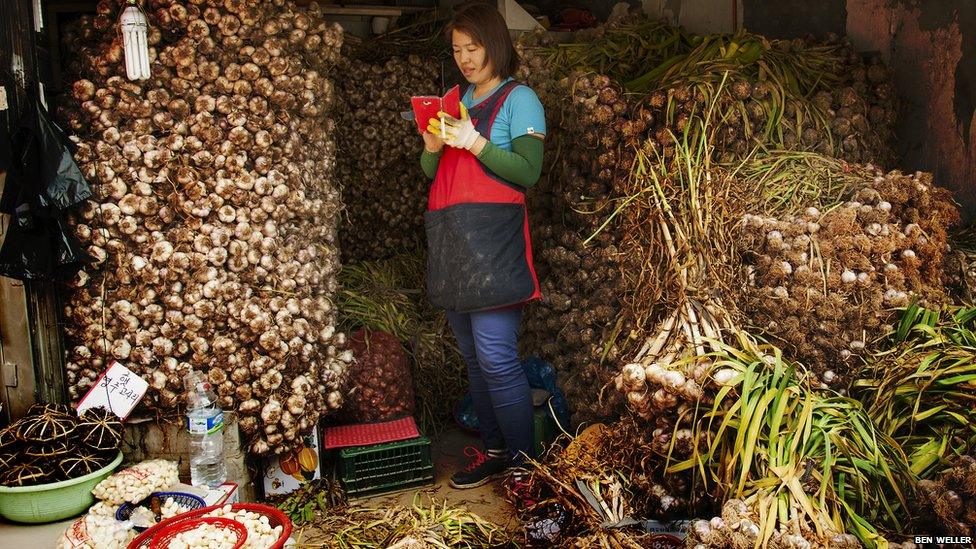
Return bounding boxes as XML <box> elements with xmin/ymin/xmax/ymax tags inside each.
<box><xmin>120</xmin><ymin>0</ymin><xmax>150</xmax><ymax>81</ymax></box>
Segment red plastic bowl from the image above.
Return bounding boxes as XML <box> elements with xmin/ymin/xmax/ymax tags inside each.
<box><xmin>128</xmin><ymin>503</ymin><xmax>293</xmax><ymax>549</ymax></box>
<box><xmin>148</xmin><ymin>517</ymin><xmax>247</xmax><ymax>549</ymax></box>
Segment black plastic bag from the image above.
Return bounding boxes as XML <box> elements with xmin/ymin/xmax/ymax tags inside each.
<box><xmin>0</xmin><ymin>205</ymin><xmax>93</xmax><ymax>281</ymax></box>
<box><xmin>0</xmin><ymin>97</ymin><xmax>93</xmax><ymax>281</ymax></box>
<box><xmin>35</xmin><ymin>102</ymin><xmax>92</xmax><ymax>211</ymax></box>
<box><xmin>1</xmin><ymin>97</ymin><xmax>91</xmax><ymax>214</ymax></box>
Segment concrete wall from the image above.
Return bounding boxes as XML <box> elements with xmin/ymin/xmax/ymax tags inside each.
<box><xmin>742</xmin><ymin>0</ymin><xmax>847</xmax><ymax>39</ymax></box>
<box><xmin>498</xmin><ymin>0</ymin><xmax>741</xmax><ymax>33</ymax></box>
<box><xmin>602</xmin><ymin>0</ymin><xmax>746</xmax><ymax>34</ymax></box>
<box><xmin>122</xmin><ymin>412</ymin><xmax>257</xmax><ymax>502</ymax></box>
<box><xmin>847</xmin><ymin>0</ymin><xmax>976</xmax><ymax>222</ymax></box>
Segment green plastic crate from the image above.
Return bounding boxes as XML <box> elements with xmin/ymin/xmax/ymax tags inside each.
<box><xmin>339</xmin><ymin>436</ymin><xmax>434</xmax><ymax>498</ymax></box>
<box><xmin>531</xmin><ymin>389</ymin><xmax>560</xmax><ymax>457</ymax></box>
<box><xmin>533</xmin><ymin>402</ymin><xmax>558</xmax><ymax>457</ymax></box>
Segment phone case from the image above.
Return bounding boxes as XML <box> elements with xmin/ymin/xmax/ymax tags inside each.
<box><xmin>410</xmin><ymin>85</ymin><xmax>461</xmax><ymax>134</ymax></box>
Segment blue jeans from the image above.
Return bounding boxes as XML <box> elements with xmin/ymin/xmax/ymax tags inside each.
<box><xmin>446</xmin><ymin>307</ymin><xmax>534</xmax><ymax>462</ymax></box>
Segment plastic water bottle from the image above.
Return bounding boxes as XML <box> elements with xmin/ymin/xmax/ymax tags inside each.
<box><xmin>184</xmin><ymin>368</ymin><xmax>227</xmax><ymax>487</ymax></box>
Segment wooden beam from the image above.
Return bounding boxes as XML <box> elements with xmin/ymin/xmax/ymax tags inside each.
<box><xmin>293</xmin><ymin>2</ymin><xmax>433</xmax><ymax>17</ymax></box>
<box><xmin>319</xmin><ymin>6</ymin><xmax>402</xmax><ymax>17</ymax></box>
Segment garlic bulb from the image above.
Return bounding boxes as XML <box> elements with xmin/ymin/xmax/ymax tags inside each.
<box><xmin>160</xmin><ymin>497</ymin><xmax>191</xmax><ymax>520</ymax></box>
<box><xmin>711</xmin><ymin>369</ymin><xmax>737</xmax><ymax>386</ymax></box>
<box><xmin>58</xmin><ymin>511</ymin><xmax>137</xmax><ymax>549</ymax></box>
<box><xmin>166</xmin><ymin>523</ymin><xmax>238</xmax><ymax>549</ymax></box>
<box><xmin>621</xmin><ymin>363</ymin><xmax>646</xmax><ymax>390</ymax></box>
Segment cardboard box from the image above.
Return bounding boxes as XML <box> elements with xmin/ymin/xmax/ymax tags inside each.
<box><xmin>214</xmin><ymin>482</ymin><xmax>239</xmax><ymax>505</ymax></box>
<box><xmin>263</xmin><ymin>429</ymin><xmax>321</xmax><ymax>496</ymax></box>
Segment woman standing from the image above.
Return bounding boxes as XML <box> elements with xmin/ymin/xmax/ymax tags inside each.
<box><xmin>421</xmin><ymin>3</ymin><xmax>546</xmax><ymax>489</ymax></box>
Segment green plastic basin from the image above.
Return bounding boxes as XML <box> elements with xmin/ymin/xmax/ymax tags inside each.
<box><xmin>0</xmin><ymin>451</ymin><xmax>123</xmax><ymax>523</ymax></box>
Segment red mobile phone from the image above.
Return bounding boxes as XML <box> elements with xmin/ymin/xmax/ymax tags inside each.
<box><xmin>410</xmin><ymin>85</ymin><xmax>461</xmax><ymax>134</ymax></box>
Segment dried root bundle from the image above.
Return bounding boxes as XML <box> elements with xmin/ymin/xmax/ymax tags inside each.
<box><xmin>283</xmin><ymin>499</ymin><xmax>517</xmax><ymax>548</ymax></box>
<box><xmin>514</xmin><ymin>421</ymin><xmax>709</xmax><ymax>547</ymax></box>
<box><xmin>0</xmin><ymin>404</ymin><xmax>121</xmax><ymax>487</ymax></box>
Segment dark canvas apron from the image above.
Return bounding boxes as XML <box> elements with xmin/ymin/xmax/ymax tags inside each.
<box><xmin>425</xmin><ymin>81</ymin><xmax>541</xmax><ymax>313</ymax></box>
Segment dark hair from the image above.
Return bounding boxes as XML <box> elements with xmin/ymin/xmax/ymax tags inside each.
<box><xmin>446</xmin><ymin>2</ymin><xmax>519</xmax><ymax>79</ymax></box>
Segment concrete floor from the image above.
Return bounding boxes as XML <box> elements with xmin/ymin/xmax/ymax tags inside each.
<box><xmin>291</xmin><ymin>426</ymin><xmax>518</xmax><ymax>544</ymax></box>
<box><xmin>0</xmin><ymin>516</ymin><xmax>73</xmax><ymax>547</ymax></box>
<box><xmin>356</xmin><ymin>426</ymin><xmax>515</xmax><ymax>525</ymax></box>
<box><xmin>0</xmin><ymin>427</ymin><xmax>515</xmax><ymax>546</ymax></box>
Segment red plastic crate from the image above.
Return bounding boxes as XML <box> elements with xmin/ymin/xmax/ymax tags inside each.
<box><xmin>323</xmin><ymin>416</ymin><xmax>420</xmax><ymax>449</ymax></box>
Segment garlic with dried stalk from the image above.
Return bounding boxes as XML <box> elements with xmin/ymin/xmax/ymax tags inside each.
<box><xmin>739</xmin><ymin>167</ymin><xmax>958</xmax><ymax>386</ymax></box>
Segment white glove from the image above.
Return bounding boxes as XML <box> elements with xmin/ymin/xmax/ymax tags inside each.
<box><xmin>429</xmin><ymin>103</ymin><xmax>481</xmax><ymax>151</ymax></box>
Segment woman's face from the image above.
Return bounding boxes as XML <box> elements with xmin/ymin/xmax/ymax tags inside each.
<box><xmin>452</xmin><ymin>29</ymin><xmax>492</xmax><ymax>85</ymax></box>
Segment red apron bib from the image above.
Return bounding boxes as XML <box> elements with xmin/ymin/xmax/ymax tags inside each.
<box><xmin>425</xmin><ymin>81</ymin><xmax>541</xmax><ymax>313</ymax></box>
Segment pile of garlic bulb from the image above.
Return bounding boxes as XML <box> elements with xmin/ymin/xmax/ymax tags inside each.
<box><xmin>58</xmin><ymin>0</ymin><xmax>351</xmax><ymax>455</ymax></box>
<box><xmin>92</xmin><ymin>458</ymin><xmax>179</xmax><ymax>505</ymax></box>
<box><xmin>161</xmin><ymin>496</ymin><xmax>192</xmax><ymax>520</ymax></box>
<box><xmin>685</xmin><ymin>498</ymin><xmax>861</xmax><ymax>549</ymax></box>
<box><xmin>335</xmin><ymin>54</ymin><xmax>443</xmax><ymax>262</ymax></box>
<box><xmin>166</xmin><ymin>522</ymin><xmax>240</xmax><ymax>549</ymax></box>
<box><xmin>514</xmin><ymin>57</ymin><xmax>635</xmax><ymax>425</ymax></box>
<box><xmin>205</xmin><ymin>505</ymin><xmax>283</xmax><ymax>548</ymax></box>
<box><xmin>57</xmin><ymin>507</ymin><xmax>137</xmax><ymax>549</ymax></box>
<box><xmin>512</xmin><ymin>21</ymin><xmax>900</xmax><ymax>424</ymax></box>
<box><xmin>130</xmin><ymin>495</ymin><xmax>193</xmax><ymax>528</ymax></box>
<box><xmin>911</xmin><ymin>455</ymin><xmax>976</xmax><ymax>539</ymax></box>
<box><xmin>738</xmin><ymin>168</ymin><xmax>958</xmax><ymax>387</ymax></box>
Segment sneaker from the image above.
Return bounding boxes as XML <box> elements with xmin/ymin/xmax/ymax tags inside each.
<box><xmin>449</xmin><ymin>446</ymin><xmax>512</xmax><ymax>489</ymax></box>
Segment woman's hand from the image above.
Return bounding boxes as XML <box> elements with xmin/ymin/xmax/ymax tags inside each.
<box><xmin>422</xmin><ymin>130</ymin><xmax>445</xmax><ymax>153</ymax></box>
<box><xmin>428</xmin><ymin>104</ymin><xmax>487</xmax><ymax>154</ymax></box>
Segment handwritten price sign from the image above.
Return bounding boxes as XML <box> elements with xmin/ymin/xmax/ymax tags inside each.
<box><xmin>76</xmin><ymin>361</ymin><xmax>148</xmax><ymax>420</ymax></box>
